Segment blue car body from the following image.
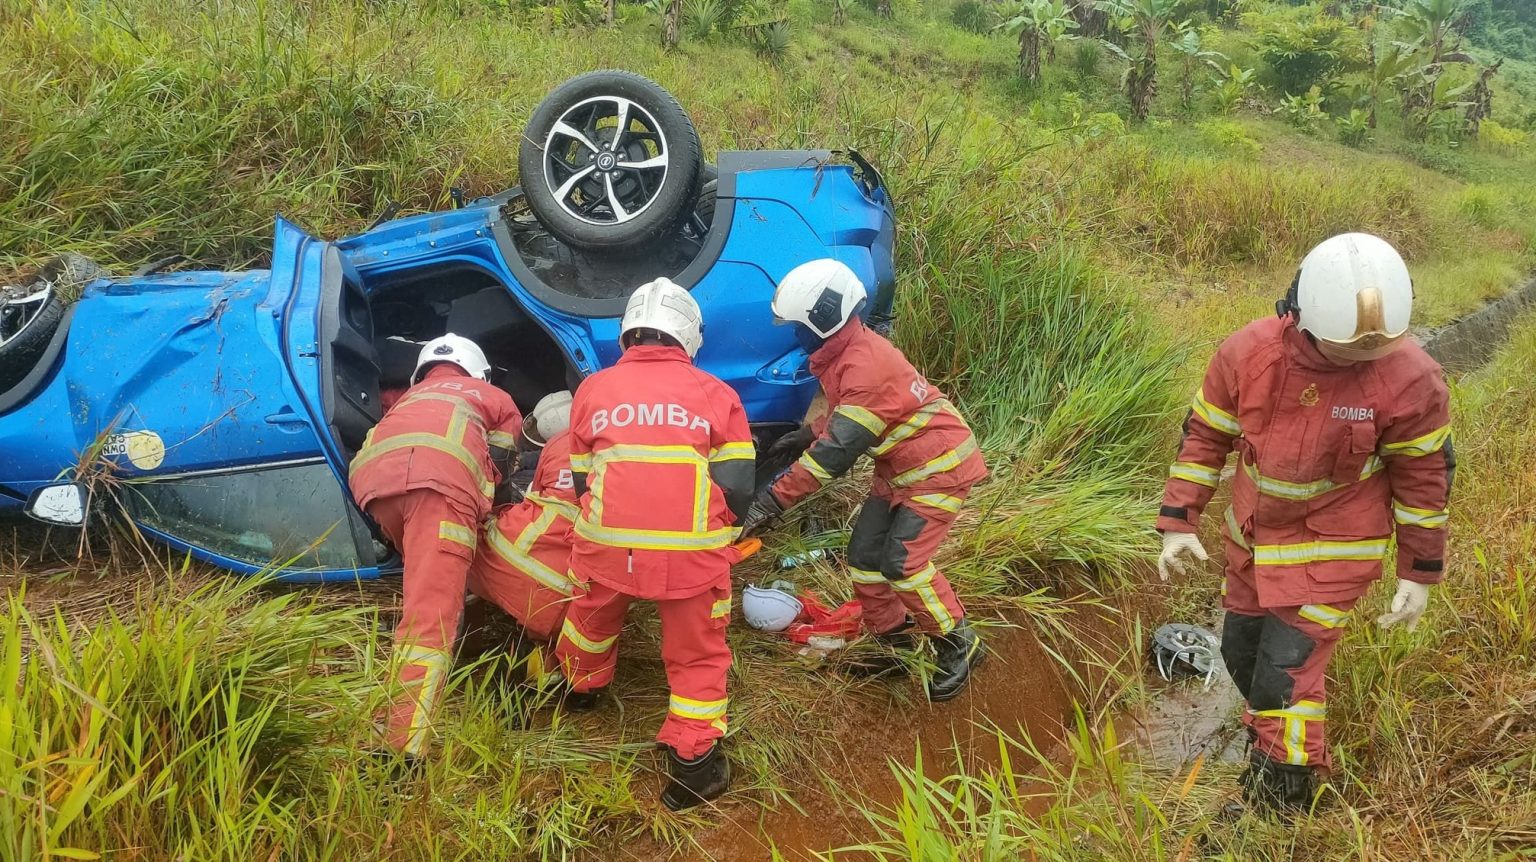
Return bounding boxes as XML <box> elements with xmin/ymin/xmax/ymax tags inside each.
<box><xmin>0</xmin><ymin>151</ymin><xmax>895</xmax><ymax>581</ymax></box>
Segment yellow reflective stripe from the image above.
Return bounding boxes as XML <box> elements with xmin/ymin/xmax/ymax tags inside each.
<box><xmin>560</xmin><ymin>618</ymin><xmax>617</xmax><ymax>655</ymax></box>
<box><xmin>711</xmin><ymin>598</ymin><xmax>732</xmax><ymax>619</ymax></box>
<box><xmin>1393</xmin><ymin>500</ymin><xmax>1449</xmax><ymax>528</ymax></box>
<box><xmin>1380</xmin><ymin>425</ymin><xmax>1451</xmax><ymax>458</ymax></box>
<box><xmin>709</xmin><ymin>441</ymin><xmax>756</xmax><ymax>462</ymax></box>
<box><xmin>889</xmin><ymin>563</ymin><xmax>955</xmax><ymax>631</ymax></box>
<box><xmin>693</xmin><ymin>462</ymin><xmax>710</xmax><ymax>534</ymax></box>
<box><xmin>1191</xmin><ymin>388</ymin><xmax>1241</xmax><ymax>436</ymax></box>
<box><xmin>1170</xmin><ymin>461</ymin><xmax>1219</xmax><ymax>488</ymax></box>
<box><xmin>350</xmin><ymin>432</ymin><xmax>495</xmax><ymax>497</ymax></box>
<box><xmin>797</xmin><ymin>450</ymin><xmax>833</xmax><ymax>482</ymax></box>
<box><xmin>397</xmin><ymin>644</ymin><xmax>452</xmax><ymax>758</ymax></box>
<box><xmin>710</xmin><ymin>718</ymin><xmax>728</xmax><ymax>734</ymax></box>
<box><xmin>569</xmin><ymin>452</ymin><xmax>593</xmax><ymax>471</ymax></box>
<box><xmin>438</xmin><ymin>520</ymin><xmax>476</xmax><ymax>548</ymax></box>
<box><xmin>524</xmin><ymin>491</ymin><xmax>580</xmax><ymax>521</ymax></box>
<box><xmin>669</xmin><ymin>694</ymin><xmax>728</xmax><ymax>721</ymax></box>
<box><xmin>1239</xmin><ymin>458</ymin><xmax>1384</xmax><ymax>502</ymax></box>
<box><xmin>834</xmin><ymin>405</ymin><xmax>887</xmax><ymax>437</ymax></box>
<box><xmin>1253</xmin><ymin>699</ymin><xmax>1325</xmax><ymax>766</ymax></box>
<box><xmin>889</xmin><ymin>437</ymin><xmax>979</xmax><ymax>488</ymax></box>
<box><xmin>1361</xmin><ymin>455</ymin><xmax>1385</xmax><ymax>479</ymax></box>
<box><xmin>595</xmin><ymin>443</ymin><xmax>707</xmax><ymax>464</ymax></box>
<box><xmin>1253</xmin><ymin>539</ymin><xmax>1389</xmax><ymax>566</ymax></box>
<box><xmin>910</xmin><ymin>493</ymin><xmax>964</xmax><ymax>514</ymax></box>
<box><xmin>574</xmin><ymin>519</ymin><xmax>737</xmax><ymax>551</ymax></box>
<box><xmin>849</xmin><ymin>567</ymin><xmax>887</xmax><ymax>585</ymax></box>
<box><xmin>484</xmin><ymin>509</ymin><xmax>574</xmax><ymax>595</ymax></box>
<box><xmin>1297</xmin><ymin>604</ymin><xmax>1349</xmax><ymax>629</ymax></box>
<box><xmin>487</xmin><ymin>430</ymin><xmax>520</xmax><ymax>448</ymax></box>
<box><xmin>1223</xmin><ymin>506</ymin><xmax>1249</xmax><ymax>551</ymax></box>
<box><xmin>870</xmin><ymin>399</ymin><xmax>954</xmax><ymax>456</ymax></box>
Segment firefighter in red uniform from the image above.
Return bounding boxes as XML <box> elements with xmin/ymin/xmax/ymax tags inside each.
<box><xmin>554</xmin><ymin>278</ymin><xmax>755</xmax><ymax>811</ymax></box>
<box><xmin>348</xmin><ymin>334</ymin><xmax>522</xmax><ymax>761</ymax></box>
<box><xmin>1156</xmin><ymin>233</ymin><xmax>1454</xmax><ymax>815</ymax></box>
<box><xmin>742</xmin><ymin>259</ymin><xmax>988</xmax><ymax>701</ymax></box>
<box><xmin>467</xmin><ymin>390</ymin><xmax>577</xmax><ymax>691</ymax></box>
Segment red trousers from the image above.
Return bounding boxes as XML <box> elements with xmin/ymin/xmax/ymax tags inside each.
<box><xmin>465</xmin><ymin>507</ymin><xmax>575</xmax><ymax>688</ymax></box>
<box><xmin>1220</xmin><ymin>525</ymin><xmax>1356</xmax><ymax>772</ymax></box>
<box><xmin>845</xmin><ymin>489</ymin><xmax>970</xmax><ymax>635</ymax></box>
<box><xmin>366</xmin><ymin>488</ymin><xmax>479</xmax><ymax>757</ymax></box>
<box><xmin>555</xmin><ymin>577</ymin><xmax>732</xmax><ymax>760</ymax></box>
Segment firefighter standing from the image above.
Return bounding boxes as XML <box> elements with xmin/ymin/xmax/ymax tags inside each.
<box><xmin>348</xmin><ymin>334</ymin><xmax>522</xmax><ymax>760</ymax></box>
<box><xmin>1157</xmin><ymin>233</ymin><xmax>1453</xmax><ymax>815</ymax></box>
<box><xmin>554</xmin><ymin>278</ymin><xmax>755</xmax><ymax>811</ymax></box>
<box><xmin>467</xmin><ymin>391</ymin><xmax>578</xmax><ymax>691</ymax></box>
<box><xmin>742</xmin><ymin>259</ymin><xmax>989</xmax><ymax>702</ymax></box>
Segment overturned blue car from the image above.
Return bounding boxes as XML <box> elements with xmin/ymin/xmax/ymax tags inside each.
<box><xmin>0</xmin><ymin>71</ymin><xmax>896</xmax><ymax>582</ymax></box>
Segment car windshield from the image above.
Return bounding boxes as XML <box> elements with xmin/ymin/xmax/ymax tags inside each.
<box><xmin>122</xmin><ymin>461</ymin><xmax>370</xmax><ymax>572</ymax></box>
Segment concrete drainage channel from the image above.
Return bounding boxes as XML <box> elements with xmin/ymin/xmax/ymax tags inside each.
<box><xmin>1132</xmin><ymin>275</ymin><xmax>1536</xmax><ymax>772</ymax></box>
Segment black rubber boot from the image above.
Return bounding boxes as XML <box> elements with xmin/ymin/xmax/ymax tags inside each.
<box><xmin>927</xmin><ymin>619</ymin><xmax>984</xmax><ymax>702</ymax></box>
<box><xmin>843</xmin><ymin>618</ymin><xmax>918</xmax><ymax>678</ymax></box>
<box><xmin>1238</xmin><ymin>750</ymin><xmax>1318</xmax><ymax>818</ymax></box>
<box><xmin>562</xmin><ymin>687</ymin><xmax>605</xmax><ymax>712</ymax></box>
<box><xmin>661</xmin><ymin>744</ymin><xmax>731</xmax><ymax>811</ymax></box>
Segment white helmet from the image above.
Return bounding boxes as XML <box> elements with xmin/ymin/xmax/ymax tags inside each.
<box><xmin>620</xmin><ymin>277</ymin><xmax>704</xmax><ymax>358</ymax></box>
<box><xmin>742</xmin><ymin>585</ymin><xmax>803</xmax><ymax>632</ymax></box>
<box><xmin>772</xmin><ymin>259</ymin><xmax>868</xmax><ymax>340</ymax></box>
<box><xmin>412</xmin><ymin>333</ymin><xmax>491</xmax><ymax>384</ymax></box>
<box><xmin>1289</xmin><ymin>233</ymin><xmax>1413</xmax><ymax>362</ymax></box>
<box><xmin>524</xmin><ymin>390</ymin><xmax>573</xmax><ymax>446</ymax></box>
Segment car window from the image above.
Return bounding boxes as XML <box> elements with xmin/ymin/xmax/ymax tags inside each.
<box><xmin>123</xmin><ymin>462</ymin><xmax>370</xmax><ymax>572</ymax></box>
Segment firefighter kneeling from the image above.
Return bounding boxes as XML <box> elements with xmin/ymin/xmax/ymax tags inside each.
<box><xmin>554</xmin><ymin>278</ymin><xmax>756</xmax><ymax>810</ymax></box>
<box><xmin>1157</xmin><ymin>233</ymin><xmax>1454</xmax><ymax>816</ymax></box>
<box><xmin>467</xmin><ymin>391</ymin><xmax>578</xmax><ymax>692</ymax></box>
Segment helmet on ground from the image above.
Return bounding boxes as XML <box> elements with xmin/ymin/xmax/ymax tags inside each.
<box><xmin>742</xmin><ymin>585</ymin><xmax>803</xmax><ymax>632</ymax></box>
<box><xmin>1150</xmin><ymin>623</ymin><xmax>1221</xmax><ymax>684</ymax></box>
<box><xmin>1287</xmin><ymin>233</ymin><xmax>1413</xmax><ymax>362</ymax></box>
<box><xmin>413</xmin><ymin>334</ymin><xmax>491</xmax><ymax>384</ymax></box>
<box><xmin>524</xmin><ymin>390</ymin><xmax>573</xmax><ymax>447</ymax></box>
<box><xmin>620</xmin><ymin>277</ymin><xmax>704</xmax><ymax>357</ymax></box>
<box><xmin>772</xmin><ymin>259</ymin><xmax>868</xmax><ymax>350</ymax></box>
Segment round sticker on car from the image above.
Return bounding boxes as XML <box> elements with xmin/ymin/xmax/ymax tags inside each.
<box><xmin>102</xmin><ymin>430</ymin><xmax>166</xmax><ymax>471</ymax></box>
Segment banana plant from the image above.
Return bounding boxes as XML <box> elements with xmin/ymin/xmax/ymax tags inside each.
<box><xmin>998</xmin><ymin>0</ymin><xmax>1078</xmax><ymax>83</ymax></box>
<box><xmin>1167</xmin><ymin>19</ymin><xmax>1227</xmax><ymax>109</ymax></box>
<box><xmin>1100</xmin><ymin>0</ymin><xmax>1182</xmax><ymax>121</ymax></box>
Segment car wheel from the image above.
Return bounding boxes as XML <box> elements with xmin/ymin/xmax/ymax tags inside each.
<box><xmin>0</xmin><ymin>254</ymin><xmax>106</xmax><ymax>393</ymax></box>
<box><xmin>519</xmin><ymin>70</ymin><xmax>702</xmax><ymax>254</ymax></box>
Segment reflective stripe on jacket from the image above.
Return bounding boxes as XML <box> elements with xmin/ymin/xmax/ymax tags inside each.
<box><xmin>771</xmin><ymin>318</ymin><xmax>987</xmax><ymax>508</ymax></box>
<box><xmin>567</xmin><ymin>344</ymin><xmax>754</xmax><ymax>600</ymax></box>
<box><xmin>349</xmin><ymin>364</ymin><xmax>522</xmax><ymax>517</ymax></box>
<box><xmin>479</xmin><ymin>429</ymin><xmax>580</xmax><ymax>596</ymax></box>
<box><xmin>1156</xmin><ymin>317</ymin><xmax>1453</xmax><ymax>606</ymax></box>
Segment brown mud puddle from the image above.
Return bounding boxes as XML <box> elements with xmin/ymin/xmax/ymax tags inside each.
<box><xmin>608</xmin><ymin>604</ymin><xmax>1118</xmax><ymax>862</ymax></box>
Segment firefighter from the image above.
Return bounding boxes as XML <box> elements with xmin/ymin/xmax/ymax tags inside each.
<box><xmin>741</xmin><ymin>259</ymin><xmax>989</xmax><ymax>702</ymax></box>
<box><xmin>466</xmin><ymin>391</ymin><xmax>577</xmax><ymax>691</ymax></box>
<box><xmin>348</xmin><ymin>334</ymin><xmax>522</xmax><ymax>761</ymax></box>
<box><xmin>554</xmin><ymin>278</ymin><xmax>755</xmax><ymax>811</ymax></box>
<box><xmin>1156</xmin><ymin>233</ymin><xmax>1453</xmax><ymax>816</ymax></box>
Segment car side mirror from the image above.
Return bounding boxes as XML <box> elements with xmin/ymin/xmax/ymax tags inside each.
<box><xmin>25</xmin><ymin>482</ymin><xmax>89</xmax><ymax>527</ymax></box>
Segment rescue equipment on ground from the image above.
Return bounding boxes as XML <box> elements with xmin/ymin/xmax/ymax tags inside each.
<box><xmin>1150</xmin><ymin>623</ymin><xmax>1222</xmax><ymax>688</ymax></box>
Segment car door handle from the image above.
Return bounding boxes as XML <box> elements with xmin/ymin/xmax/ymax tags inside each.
<box><xmin>265</xmin><ymin>408</ymin><xmax>311</xmax><ymax>431</ymax></box>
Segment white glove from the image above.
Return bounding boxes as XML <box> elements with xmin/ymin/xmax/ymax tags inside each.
<box><xmin>1376</xmin><ymin>580</ymin><xmax>1432</xmax><ymax>631</ymax></box>
<box><xmin>1157</xmin><ymin>532</ymin><xmax>1208</xmax><ymax>582</ymax></box>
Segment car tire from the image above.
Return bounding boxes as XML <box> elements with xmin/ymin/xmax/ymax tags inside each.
<box><xmin>519</xmin><ymin>70</ymin><xmax>702</xmax><ymax>254</ymax></box>
<box><xmin>0</xmin><ymin>254</ymin><xmax>106</xmax><ymax>393</ymax></box>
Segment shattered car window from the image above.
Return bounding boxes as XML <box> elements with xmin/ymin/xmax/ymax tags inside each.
<box><xmin>123</xmin><ymin>462</ymin><xmax>366</xmax><ymax>571</ymax></box>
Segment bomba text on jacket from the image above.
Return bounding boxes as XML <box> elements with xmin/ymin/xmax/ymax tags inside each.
<box><xmin>590</xmin><ymin>403</ymin><xmax>713</xmax><ymax>435</ymax></box>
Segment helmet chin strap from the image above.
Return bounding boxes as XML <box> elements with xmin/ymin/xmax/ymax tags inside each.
<box><xmin>794</xmin><ymin>324</ymin><xmax>826</xmax><ymax>353</ymax></box>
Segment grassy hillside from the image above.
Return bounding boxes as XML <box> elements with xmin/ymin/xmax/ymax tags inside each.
<box><xmin>3</xmin><ymin>0</ymin><xmax>1535</xmax><ymax>859</ymax></box>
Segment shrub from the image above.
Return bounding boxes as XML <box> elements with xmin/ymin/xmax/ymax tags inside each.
<box><xmin>1213</xmin><ymin>63</ymin><xmax>1256</xmax><ymax>114</ymax></box>
<box><xmin>1279</xmin><ymin>85</ymin><xmax>1326</xmax><ymax>129</ymax></box>
<box><xmin>1335</xmin><ymin>107</ymin><xmax>1371</xmax><ymax>147</ymax></box>
<box><xmin>951</xmin><ymin>0</ymin><xmax>993</xmax><ymax>33</ymax></box>
<box><xmin>1243</xmin><ymin>2</ymin><xmax>1365</xmax><ymax>95</ymax></box>
<box><xmin>1196</xmin><ymin>118</ymin><xmax>1261</xmax><ymax>157</ymax></box>
<box><xmin>1479</xmin><ymin>118</ymin><xmax>1529</xmax><ymax>152</ymax></box>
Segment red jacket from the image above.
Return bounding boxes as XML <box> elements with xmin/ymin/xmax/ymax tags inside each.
<box><xmin>1157</xmin><ymin>317</ymin><xmax>1454</xmax><ymax>607</ymax></box>
<box><xmin>480</xmin><ymin>429</ymin><xmax>580</xmax><ymax>597</ymax></box>
<box><xmin>567</xmin><ymin>345</ymin><xmax>755</xmax><ymax>600</ymax></box>
<box><xmin>349</xmin><ymin>364</ymin><xmax>522</xmax><ymax>518</ymax></box>
<box><xmin>771</xmin><ymin>319</ymin><xmax>986</xmax><ymax>508</ymax></box>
